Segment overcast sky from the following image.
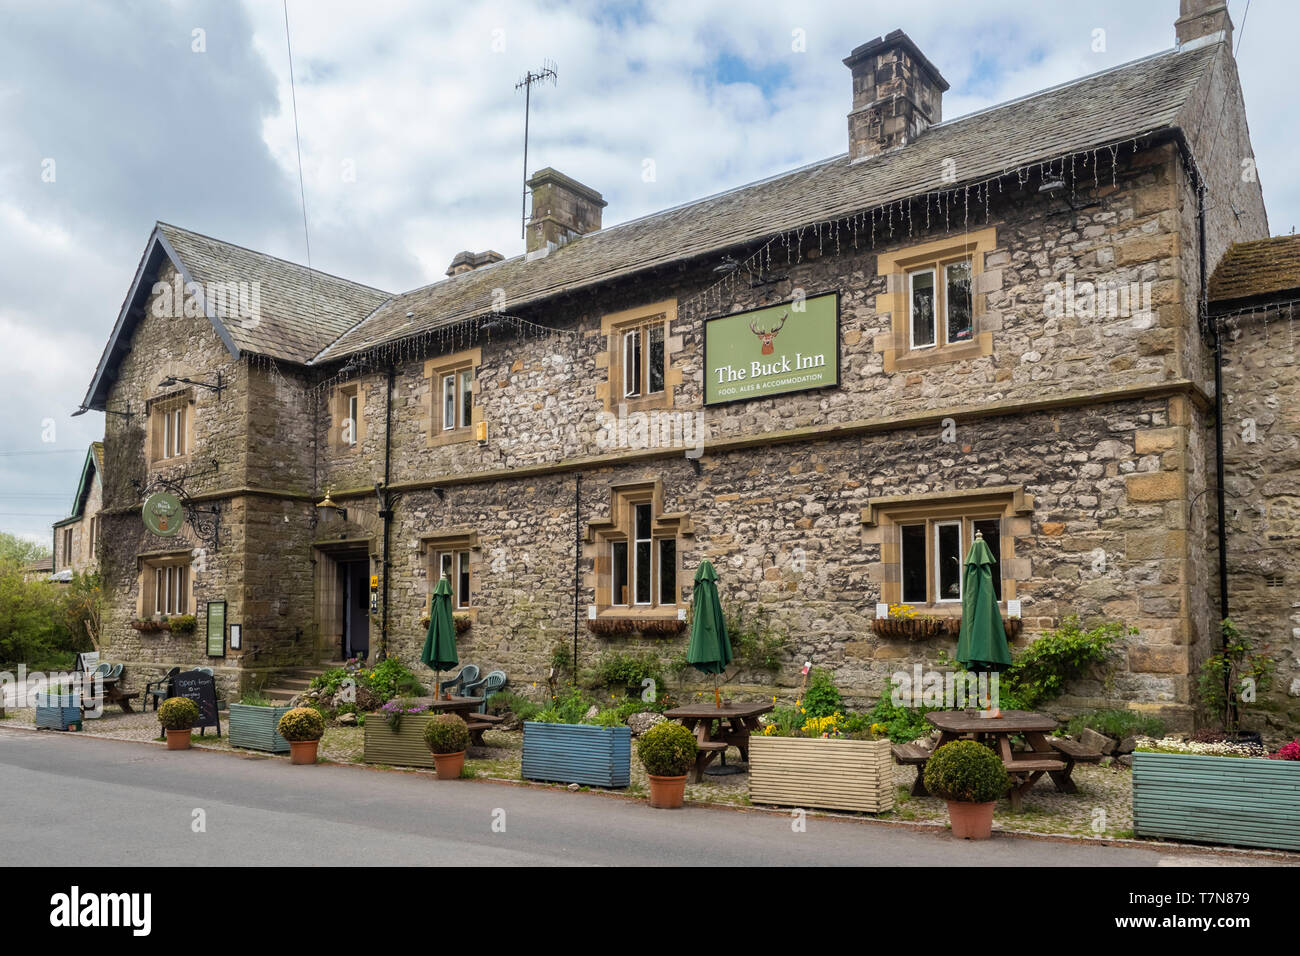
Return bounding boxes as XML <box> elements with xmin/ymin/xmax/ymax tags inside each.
<box><xmin>0</xmin><ymin>0</ymin><xmax>1294</xmax><ymax>545</ymax></box>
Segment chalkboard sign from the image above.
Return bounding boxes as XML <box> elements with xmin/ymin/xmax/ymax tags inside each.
<box><xmin>171</xmin><ymin>670</ymin><xmax>221</xmax><ymax>736</ymax></box>
<box><xmin>206</xmin><ymin>601</ymin><xmax>226</xmax><ymax>658</ymax></box>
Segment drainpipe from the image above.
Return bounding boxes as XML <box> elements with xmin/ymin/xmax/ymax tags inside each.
<box><xmin>378</xmin><ymin>364</ymin><xmax>395</xmax><ymax>661</ymax></box>
<box><xmin>1199</xmin><ymin>178</ymin><xmax>1233</xmax><ymax>724</ymax></box>
<box><xmin>572</xmin><ymin>473</ymin><xmax>581</xmax><ymax>687</ymax></box>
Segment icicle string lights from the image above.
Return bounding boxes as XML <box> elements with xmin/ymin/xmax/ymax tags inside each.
<box><xmin>676</xmin><ymin>132</ymin><xmax>1161</xmax><ymax>320</ymax></box>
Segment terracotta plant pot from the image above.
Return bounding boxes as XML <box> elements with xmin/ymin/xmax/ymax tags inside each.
<box><xmin>946</xmin><ymin>800</ymin><xmax>997</xmax><ymax>839</ymax></box>
<box><xmin>647</xmin><ymin>774</ymin><xmax>687</xmax><ymax>809</ymax></box>
<box><xmin>289</xmin><ymin>739</ymin><xmax>320</xmax><ymax>765</ymax></box>
<box><xmin>432</xmin><ymin>750</ymin><xmax>466</xmax><ymax>780</ymax></box>
<box><xmin>165</xmin><ymin>728</ymin><xmax>192</xmax><ymax>750</ymax></box>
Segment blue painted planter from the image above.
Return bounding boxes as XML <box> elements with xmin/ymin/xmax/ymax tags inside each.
<box><xmin>1133</xmin><ymin>751</ymin><xmax>1300</xmax><ymax>852</ymax></box>
<box><xmin>35</xmin><ymin>691</ymin><xmax>81</xmax><ymax>731</ymax></box>
<box><xmin>522</xmin><ymin>722</ymin><xmax>631</xmax><ymax>788</ymax></box>
<box><xmin>228</xmin><ymin>703</ymin><xmax>293</xmax><ymax>753</ymax></box>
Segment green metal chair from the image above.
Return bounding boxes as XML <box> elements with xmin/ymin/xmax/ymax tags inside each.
<box><xmin>464</xmin><ymin>670</ymin><xmax>506</xmax><ymax>712</ymax></box>
<box><xmin>439</xmin><ymin>664</ymin><xmax>478</xmax><ymax>697</ymax></box>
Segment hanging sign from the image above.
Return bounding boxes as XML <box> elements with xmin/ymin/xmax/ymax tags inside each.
<box><xmin>703</xmin><ymin>292</ymin><xmax>839</xmax><ymax>405</ymax></box>
<box><xmin>206</xmin><ymin>600</ymin><xmax>226</xmax><ymax>658</ymax></box>
<box><xmin>142</xmin><ymin>491</ymin><xmax>184</xmax><ymax>537</ymax></box>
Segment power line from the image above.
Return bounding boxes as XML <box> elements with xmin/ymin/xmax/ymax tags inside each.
<box><xmin>283</xmin><ymin>0</ymin><xmax>314</xmax><ymax>294</ymax></box>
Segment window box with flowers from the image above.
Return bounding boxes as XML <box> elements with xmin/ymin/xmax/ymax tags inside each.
<box><xmin>870</xmin><ymin>604</ymin><xmax>1022</xmax><ymax>641</ymax></box>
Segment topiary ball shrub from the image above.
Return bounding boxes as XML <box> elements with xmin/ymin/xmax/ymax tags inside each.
<box><xmin>923</xmin><ymin>740</ymin><xmax>1011</xmax><ymax>804</ymax></box>
<box><xmin>637</xmin><ymin>721</ymin><xmax>698</xmax><ymax>777</ymax></box>
<box><xmin>423</xmin><ymin>713</ymin><xmax>470</xmax><ymax>754</ymax></box>
<box><xmin>157</xmin><ymin>696</ymin><xmax>199</xmax><ymax>731</ymax></box>
<box><xmin>277</xmin><ymin>706</ymin><xmax>326</xmax><ymax>742</ymax></box>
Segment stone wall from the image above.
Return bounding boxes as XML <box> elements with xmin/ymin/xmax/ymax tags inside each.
<box><xmin>1219</xmin><ymin>301</ymin><xmax>1300</xmax><ymax>736</ymax></box>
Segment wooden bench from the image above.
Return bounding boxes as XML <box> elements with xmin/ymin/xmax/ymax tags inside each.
<box><xmin>892</xmin><ymin>742</ymin><xmax>932</xmax><ymax>796</ymax></box>
<box><xmin>463</xmin><ymin>712</ymin><xmax>506</xmax><ymax>746</ymax></box>
<box><xmin>1045</xmin><ymin>737</ymin><xmax>1103</xmax><ymax>794</ymax></box>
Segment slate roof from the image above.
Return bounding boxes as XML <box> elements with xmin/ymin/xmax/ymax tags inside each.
<box><xmin>156</xmin><ymin>223</ymin><xmax>390</xmax><ymax>364</ymax></box>
<box><xmin>312</xmin><ymin>43</ymin><xmax>1220</xmax><ymax>362</ymax></box>
<box><xmin>1209</xmin><ymin>235</ymin><xmax>1300</xmax><ymax>304</ymax></box>
<box><xmin>86</xmin><ymin>41</ymin><xmax>1225</xmax><ymax>393</ymax></box>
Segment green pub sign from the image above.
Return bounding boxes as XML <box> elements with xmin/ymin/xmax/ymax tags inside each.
<box><xmin>703</xmin><ymin>292</ymin><xmax>839</xmax><ymax>405</ymax></box>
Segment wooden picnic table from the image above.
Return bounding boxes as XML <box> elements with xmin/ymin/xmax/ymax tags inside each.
<box><xmin>924</xmin><ymin>709</ymin><xmax>1077</xmax><ymax>812</ymax></box>
<box><xmin>82</xmin><ymin>676</ymin><xmax>139</xmax><ymax>714</ymax></box>
<box><xmin>412</xmin><ymin>696</ymin><xmax>501</xmax><ymax>746</ymax></box>
<box><xmin>663</xmin><ymin>701</ymin><xmax>774</xmax><ymax>783</ymax></box>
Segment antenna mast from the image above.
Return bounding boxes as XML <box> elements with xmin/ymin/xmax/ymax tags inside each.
<box><xmin>516</xmin><ymin>59</ymin><xmax>558</xmax><ymax>240</ymax></box>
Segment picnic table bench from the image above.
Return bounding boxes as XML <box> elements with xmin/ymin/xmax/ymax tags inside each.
<box><xmin>662</xmin><ymin>702</ymin><xmax>774</xmax><ymax>782</ymax></box>
<box><xmin>900</xmin><ymin>711</ymin><xmax>1104</xmax><ymax>811</ymax></box>
<box><xmin>463</xmin><ymin>710</ymin><xmax>504</xmax><ymax>747</ymax></box>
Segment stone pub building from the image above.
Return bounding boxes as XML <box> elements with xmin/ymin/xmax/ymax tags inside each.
<box><xmin>78</xmin><ymin>2</ymin><xmax>1297</xmax><ymax>731</ymax></box>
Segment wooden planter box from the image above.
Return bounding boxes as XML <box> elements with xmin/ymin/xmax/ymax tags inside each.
<box><xmin>1132</xmin><ymin>751</ymin><xmax>1300</xmax><ymax>852</ymax></box>
<box><xmin>35</xmin><ymin>691</ymin><xmax>81</xmax><ymax>732</ymax></box>
<box><xmin>749</xmin><ymin>736</ymin><xmax>895</xmax><ymax>813</ymax></box>
<box><xmin>363</xmin><ymin>712</ymin><xmax>438</xmax><ymax>769</ymax></box>
<box><xmin>521</xmin><ymin>722</ymin><xmax>631</xmax><ymax>788</ymax></box>
<box><xmin>228</xmin><ymin>703</ymin><xmax>293</xmax><ymax>753</ymax></box>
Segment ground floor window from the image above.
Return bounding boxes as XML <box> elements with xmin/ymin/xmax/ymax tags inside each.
<box><xmin>139</xmin><ymin>554</ymin><xmax>194</xmax><ymax>618</ymax></box>
<box><xmin>899</xmin><ymin>516</ymin><xmax>1002</xmax><ymax>605</ymax></box>
<box><xmin>590</xmin><ymin>482</ymin><xmax>688</xmax><ymax>612</ymax></box>
<box><xmin>436</xmin><ymin>549</ymin><xmax>472</xmax><ymax>610</ymax></box>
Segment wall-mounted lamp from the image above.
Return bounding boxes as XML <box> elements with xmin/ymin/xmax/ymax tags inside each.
<box><xmin>316</xmin><ymin>490</ymin><xmax>347</xmax><ymax>525</ymax></box>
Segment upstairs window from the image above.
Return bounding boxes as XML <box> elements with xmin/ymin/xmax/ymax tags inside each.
<box><xmin>149</xmin><ymin>392</ymin><xmax>193</xmax><ymax>464</ymax></box>
<box><xmin>908</xmin><ymin>258</ymin><xmax>973</xmax><ymax>350</ymax></box>
<box><xmin>601</xmin><ymin>300</ymin><xmax>677</xmax><ymax>413</ymax></box>
<box><xmin>425</xmin><ymin>349</ymin><xmax>481</xmax><ymax>447</ymax></box>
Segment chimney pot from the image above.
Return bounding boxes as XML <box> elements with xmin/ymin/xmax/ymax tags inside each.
<box><xmin>525</xmin><ymin>168</ymin><xmax>606</xmax><ymax>255</ymax></box>
<box><xmin>1175</xmin><ymin>0</ymin><xmax>1233</xmax><ymax>50</ymax></box>
<box><xmin>843</xmin><ymin>30</ymin><xmax>948</xmax><ymax>163</ymax></box>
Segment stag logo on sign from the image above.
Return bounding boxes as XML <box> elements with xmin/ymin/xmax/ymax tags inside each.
<box><xmin>50</xmin><ymin>887</ymin><xmax>151</xmax><ymax>936</ymax></box>
<box><xmin>750</xmin><ymin>310</ymin><xmax>786</xmax><ymax>355</ymax></box>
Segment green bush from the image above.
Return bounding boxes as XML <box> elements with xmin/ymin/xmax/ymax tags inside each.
<box><xmin>423</xmin><ymin>713</ymin><xmax>470</xmax><ymax>754</ymax></box>
<box><xmin>1198</xmin><ymin>618</ymin><xmax>1274</xmax><ymax>734</ymax></box>
<box><xmin>999</xmin><ymin>616</ymin><xmax>1131</xmax><ymax>710</ymax></box>
<box><xmin>237</xmin><ymin>691</ymin><xmax>274</xmax><ymax>706</ymax></box>
<box><xmin>637</xmin><ymin>721</ymin><xmax>697</xmax><ymax>777</ymax></box>
<box><xmin>592</xmin><ymin>709</ymin><xmax>627</xmax><ymax>728</ymax></box>
<box><xmin>157</xmin><ymin>696</ymin><xmax>199</xmax><ymax>731</ymax></box>
<box><xmin>923</xmin><ymin>740</ymin><xmax>1011</xmax><ymax>804</ymax></box>
<box><xmin>277</xmin><ymin>706</ymin><xmax>325</xmax><ymax>742</ymax></box>
<box><xmin>591</xmin><ymin>651</ymin><xmax>664</xmax><ymax>692</ymax></box>
<box><xmin>533</xmin><ymin>687</ymin><xmax>597</xmax><ymax>724</ymax></box>
<box><xmin>802</xmin><ymin>668</ymin><xmax>843</xmax><ymax>718</ymax></box>
<box><xmin>167</xmin><ymin>614</ymin><xmax>197</xmax><ymax>634</ymax></box>
<box><xmin>1065</xmin><ymin>709</ymin><xmax>1165</xmax><ymax>740</ymax></box>
<box><xmin>858</xmin><ymin>687</ymin><xmax>935</xmax><ymax>743</ymax></box>
<box><xmin>486</xmin><ymin>690</ymin><xmax>540</xmax><ymax>721</ymax></box>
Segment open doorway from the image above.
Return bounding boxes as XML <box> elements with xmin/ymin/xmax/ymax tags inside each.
<box><xmin>340</xmin><ymin>559</ymin><xmax>370</xmax><ymax>661</ymax></box>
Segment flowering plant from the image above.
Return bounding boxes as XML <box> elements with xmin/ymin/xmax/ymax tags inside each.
<box><xmin>380</xmin><ymin>697</ymin><xmax>427</xmax><ymax>732</ymax></box>
<box><xmin>1135</xmin><ymin>735</ymin><xmax>1268</xmax><ymax>758</ymax></box>
<box><xmin>1269</xmin><ymin>739</ymin><xmax>1300</xmax><ymax>761</ymax></box>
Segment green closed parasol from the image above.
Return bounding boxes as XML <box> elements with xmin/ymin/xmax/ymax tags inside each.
<box><xmin>687</xmin><ymin>560</ymin><xmax>733</xmax><ymax>708</ymax></box>
<box><xmin>421</xmin><ymin>576</ymin><xmax>459</xmax><ymax>697</ymax></box>
<box><xmin>956</xmin><ymin>531</ymin><xmax>1012</xmax><ymax>708</ymax></box>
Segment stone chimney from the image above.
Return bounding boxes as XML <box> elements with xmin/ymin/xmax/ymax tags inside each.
<box><xmin>1175</xmin><ymin>0</ymin><xmax>1233</xmax><ymax>49</ymax></box>
<box><xmin>445</xmin><ymin>250</ymin><xmax>503</xmax><ymax>277</ymax></box>
<box><xmin>844</xmin><ymin>30</ymin><xmax>948</xmax><ymax>163</ymax></box>
<box><xmin>525</xmin><ymin>168</ymin><xmax>606</xmax><ymax>255</ymax></box>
